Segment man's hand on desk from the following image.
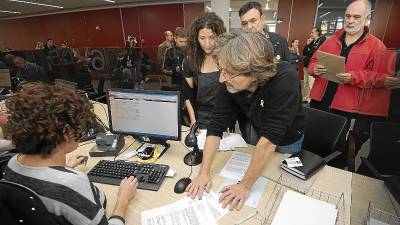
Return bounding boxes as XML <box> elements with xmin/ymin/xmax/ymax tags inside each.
<box><xmin>336</xmin><ymin>73</ymin><xmax>351</xmax><ymax>84</ymax></box>
<box><xmin>186</xmin><ymin>173</ymin><xmax>212</xmax><ymax>200</ymax></box>
<box><xmin>219</xmin><ymin>183</ymin><xmax>250</xmax><ymax>211</ymax></box>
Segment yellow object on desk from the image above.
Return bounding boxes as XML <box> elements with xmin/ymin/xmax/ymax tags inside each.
<box><xmin>133</xmin><ymin>145</ymin><xmax>161</xmax><ymax>163</ymax></box>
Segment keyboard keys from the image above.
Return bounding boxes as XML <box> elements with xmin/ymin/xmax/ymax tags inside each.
<box><xmin>87</xmin><ymin>160</ymin><xmax>169</xmax><ymax>191</ymax></box>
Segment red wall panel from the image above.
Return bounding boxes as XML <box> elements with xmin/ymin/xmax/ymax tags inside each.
<box><xmin>83</xmin><ymin>9</ymin><xmax>124</xmax><ymax>48</ymax></box>
<box><xmin>370</xmin><ymin>0</ymin><xmax>392</xmax><ymax>40</ymax></box>
<box><xmin>275</xmin><ymin>0</ymin><xmax>292</xmax><ymax>40</ymax></box>
<box><xmin>121</xmin><ymin>7</ymin><xmax>141</xmax><ymax>43</ymax></box>
<box><xmin>288</xmin><ymin>0</ymin><xmax>317</xmax><ymax>51</ymax></box>
<box><xmin>183</xmin><ymin>3</ymin><xmax>204</xmax><ymax>28</ymax></box>
<box><xmin>137</xmin><ymin>4</ymin><xmax>184</xmax><ymax>60</ymax></box>
<box><xmin>382</xmin><ymin>0</ymin><xmax>400</xmax><ymax>48</ymax></box>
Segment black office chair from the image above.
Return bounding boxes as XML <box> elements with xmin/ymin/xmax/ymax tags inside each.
<box><xmin>0</xmin><ymin>180</ymin><xmax>61</xmax><ymax>225</ymax></box>
<box><xmin>356</xmin><ymin>122</ymin><xmax>400</xmax><ymax>208</ymax></box>
<box><xmin>302</xmin><ymin>107</ymin><xmax>347</xmax><ymax>164</ymax></box>
<box><xmin>358</xmin><ymin>122</ymin><xmax>400</xmax><ymax>177</ymax></box>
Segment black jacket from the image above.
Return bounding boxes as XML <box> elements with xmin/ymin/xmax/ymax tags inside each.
<box><xmin>163</xmin><ymin>46</ymin><xmax>186</xmax><ymax>85</ymax></box>
<box><xmin>302</xmin><ymin>36</ymin><xmax>326</xmax><ymax>68</ymax></box>
<box><xmin>267</xmin><ymin>32</ymin><xmax>290</xmax><ymax>63</ymax></box>
<box><xmin>207</xmin><ymin>62</ymin><xmax>305</xmax><ymax>146</ymax></box>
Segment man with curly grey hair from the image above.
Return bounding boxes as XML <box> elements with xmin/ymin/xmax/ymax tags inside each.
<box><xmin>186</xmin><ymin>29</ymin><xmax>304</xmax><ymax>211</ymax></box>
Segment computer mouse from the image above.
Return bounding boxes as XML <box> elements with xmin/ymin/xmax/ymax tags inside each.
<box><xmin>174</xmin><ymin>177</ymin><xmax>192</xmax><ymax>194</ymax></box>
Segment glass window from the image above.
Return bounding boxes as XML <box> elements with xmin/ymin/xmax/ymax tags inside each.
<box><xmin>315</xmin><ymin>0</ymin><xmax>376</xmax><ymax>37</ymax></box>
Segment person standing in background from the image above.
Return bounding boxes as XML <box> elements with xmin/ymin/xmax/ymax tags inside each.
<box><xmin>288</xmin><ymin>39</ymin><xmax>303</xmax><ymax>71</ymax></box>
<box><xmin>162</xmin><ymin>27</ymin><xmax>188</xmax><ymax>87</ymax></box>
<box><xmin>157</xmin><ymin>31</ymin><xmax>174</xmax><ymax>84</ymax></box>
<box><xmin>302</xmin><ymin>27</ymin><xmax>326</xmax><ymax>101</ymax></box>
<box><xmin>239</xmin><ymin>1</ymin><xmax>290</xmax><ymax>63</ymax></box>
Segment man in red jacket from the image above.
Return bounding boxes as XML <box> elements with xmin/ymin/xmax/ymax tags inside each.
<box><xmin>308</xmin><ymin>0</ymin><xmax>400</xmax><ymax>165</ymax></box>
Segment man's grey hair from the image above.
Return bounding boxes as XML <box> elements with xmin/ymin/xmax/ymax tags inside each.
<box><xmin>348</xmin><ymin>0</ymin><xmax>372</xmax><ymax>15</ymax></box>
<box><xmin>213</xmin><ymin>28</ymin><xmax>277</xmax><ymax>86</ymax></box>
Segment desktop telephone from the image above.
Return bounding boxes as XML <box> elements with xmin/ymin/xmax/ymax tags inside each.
<box><xmin>89</xmin><ymin>133</ymin><xmax>125</xmax><ymax>157</ymax></box>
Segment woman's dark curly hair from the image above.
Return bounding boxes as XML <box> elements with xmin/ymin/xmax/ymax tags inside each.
<box><xmin>187</xmin><ymin>12</ymin><xmax>226</xmax><ymax>72</ymax></box>
<box><xmin>4</xmin><ymin>83</ymin><xmax>97</xmax><ymax>156</ymax></box>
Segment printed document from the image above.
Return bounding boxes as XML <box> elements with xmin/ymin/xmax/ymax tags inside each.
<box><xmin>271</xmin><ymin>190</ymin><xmax>338</xmax><ymax>225</ymax></box>
<box><xmin>141</xmin><ymin>191</ymin><xmax>228</xmax><ymax>225</ymax></box>
<box><xmin>219</xmin><ymin>152</ymin><xmax>252</xmax><ymax>180</ymax></box>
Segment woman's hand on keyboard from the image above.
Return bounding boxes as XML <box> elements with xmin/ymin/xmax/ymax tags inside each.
<box><xmin>118</xmin><ymin>176</ymin><xmax>138</xmax><ymax>202</ymax></box>
<box><xmin>186</xmin><ymin>173</ymin><xmax>211</xmax><ymax>200</ymax></box>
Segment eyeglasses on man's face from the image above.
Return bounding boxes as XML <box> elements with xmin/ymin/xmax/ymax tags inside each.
<box><xmin>216</xmin><ymin>62</ymin><xmax>241</xmax><ymax>82</ymax></box>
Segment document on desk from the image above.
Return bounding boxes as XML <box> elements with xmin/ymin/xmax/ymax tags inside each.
<box><xmin>218</xmin><ymin>177</ymin><xmax>268</xmax><ymax>208</ymax></box>
<box><xmin>141</xmin><ymin>191</ymin><xmax>228</xmax><ymax>225</ymax></box>
<box><xmin>368</xmin><ymin>218</ymin><xmax>389</xmax><ymax>225</ymax></box>
<box><xmin>271</xmin><ymin>190</ymin><xmax>338</xmax><ymax>225</ymax></box>
<box><xmin>219</xmin><ymin>152</ymin><xmax>252</xmax><ymax>180</ymax></box>
<box><xmin>316</xmin><ymin>50</ymin><xmax>345</xmax><ymax>84</ymax></box>
<box><xmin>196</xmin><ymin>129</ymin><xmax>248</xmax><ymax>151</ymax></box>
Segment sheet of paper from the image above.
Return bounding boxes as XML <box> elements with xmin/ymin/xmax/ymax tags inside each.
<box><xmin>197</xmin><ymin>129</ymin><xmax>248</xmax><ymax>151</ymax></box>
<box><xmin>218</xmin><ymin>177</ymin><xmax>268</xmax><ymax>208</ymax></box>
<box><xmin>271</xmin><ymin>190</ymin><xmax>338</xmax><ymax>225</ymax></box>
<box><xmin>368</xmin><ymin>218</ymin><xmax>389</xmax><ymax>225</ymax></box>
<box><xmin>219</xmin><ymin>152</ymin><xmax>252</xmax><ymax>180</ymax></box>
<box><xmin>316</xmin><ymin>50</ymin><xmax>345</xmax><ymax>84</ymax></box>
<box><xmin>141</xmin><ymin>198</ymin><xmax>217</xmax><ymax>225</ymax></box>
<box><xmin>190</xmin><ymin>191</ymin><xmax>229</xmax><ymax>221</ymax></box>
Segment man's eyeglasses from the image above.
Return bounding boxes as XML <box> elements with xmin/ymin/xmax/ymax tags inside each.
<box><xmin>216</xmin><ymin>62</ymin><xmax>241</xmax><ymax>81</ymax></box>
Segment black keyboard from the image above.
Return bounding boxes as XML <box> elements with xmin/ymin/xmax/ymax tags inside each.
<box><xmin>87</xmin><ymin>160</ymin><xmax>169</xmax><ymax>191</ymax></box>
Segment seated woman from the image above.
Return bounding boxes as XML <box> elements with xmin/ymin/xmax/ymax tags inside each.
<box><xmin>3</xmin><ymin>83</ymin><xmax>137</xmax><ymax>225</ymax></box>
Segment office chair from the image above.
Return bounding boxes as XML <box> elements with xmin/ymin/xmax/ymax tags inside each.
<box><xmin>0</xmin><ymin>180</ymin><xmax>61</xmax><ymax>225</ymax></box>
<box><xmin>301</xmin><ymin>107</ymin><xmax>347</xmax><ymax>164</ymax></box>
<box><xmin>357</xmin><ymin>122</ymin><xmax>400</xmax><ymax>177</ymax></box>
<box><xmin>355</xmin><ymin>122</ymin><xmax>400</xmax><ymax>212</ymax></box>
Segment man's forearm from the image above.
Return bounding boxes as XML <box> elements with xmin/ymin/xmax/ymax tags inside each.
<box><xmin>199</xmin><ymin>136</ymin><xmax>221</xmax><ymax>175</ymax></box>
<box><xmin>241</xmin><ymin>137</ymin><xmax>275</xmax><ymax>189</ymax></box>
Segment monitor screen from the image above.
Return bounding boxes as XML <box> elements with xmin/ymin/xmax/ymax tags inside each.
<box><xmin>0</xmin><ymin>69</ymin><xmax>11</xmax><ymax>89</ymax></box>
<box><xmin>107</xmin><ymin>89</ymin><xmax>181</xmax><ymax>140</ymax></box>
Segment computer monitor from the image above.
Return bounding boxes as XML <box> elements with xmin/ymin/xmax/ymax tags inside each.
<box><xmin>107</xmin><ymin>89</ymin><xmax>181</xmax><ymax>141</ymax></box>
<box><xmin>55</xmin><ymin>79</ymin><xmax>78</xmax><ymax>90</ymax></box>
<box><xmin>0</xmin><ymin>69</ymin><xmax>11</xmax><ymax>89</ymax></box>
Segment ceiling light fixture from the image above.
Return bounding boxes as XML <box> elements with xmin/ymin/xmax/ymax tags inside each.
<box><xmin>318</xmin><ymin>2</ymin><xmax>324</xmax><ymax>8</ymax></box>
<box><xmin>0</xmin><ymin>10</ymin><xmax>21</xmax><ymax>14</ymax></box>
<box><xmin>8</xmin><ymin>0</ymin><xmax>63</xmax><ymax>9</ymax></box>
<box><xmin>103</xmin><ymin>0</ymin><xmax>116</xmax><ymax>3</ymax></box>
<box><xmin>319</xmin><ymin>11</ymin><xmax>331</xmax><ymax>18</ymax></box>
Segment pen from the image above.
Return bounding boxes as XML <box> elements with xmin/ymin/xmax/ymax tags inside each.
<box><xmin>235</xmin><ymin>211</ymin><xmax>258</xmax><ymax>225</ymax></box>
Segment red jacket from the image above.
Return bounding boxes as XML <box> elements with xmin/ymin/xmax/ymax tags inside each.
<box><xmin>308</xmin><ymin>28</ymin><xmax>392</xmax><ymax>117</ymax></box>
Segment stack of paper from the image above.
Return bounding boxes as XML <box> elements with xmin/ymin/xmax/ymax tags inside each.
<box><xmin>196</xmin><ymin>129</ymin><xmax>248</xmax><ymax>151</ymax></box>
<box><xmin>141</xmin><ymin>191</ymin><xmax>228</xmax><ymax>225</ymax></box>
<box><xmin>219</xmin><ymin>152</ymin><xmax>252</xmax><ymax>180</ymax></box>
<box><xmin>271</xmin><ymin>190</ymin><xmax>338</xmax><ymax>225</ymax></box>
